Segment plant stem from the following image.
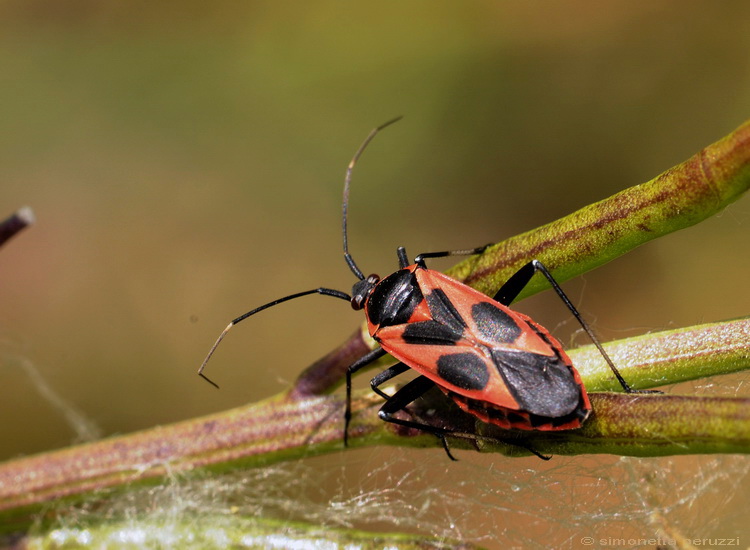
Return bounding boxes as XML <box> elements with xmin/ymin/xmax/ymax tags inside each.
<box><xmin>1</xmin><ymin>318</ymin><xmax>749</xmax><ymax>531</ymax></box>
<box><xmin>0</xmin><ymin>206</ymin><xmax>35</xmax><ymax>249</ymax></box>
<box><xmin>453</xmin><ymin>118</ymin><xmax>750</xmax><ymax>298</ymax></box>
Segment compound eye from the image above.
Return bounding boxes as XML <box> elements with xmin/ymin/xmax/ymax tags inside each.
<box><xmin>350</xmin><ymin>293</ymin><xmax>365</xmax><ymax>310</ymax></box>
<box><xmin>350</xmin><ymin>274</ymin><xmax>380</xmax><ymax>311</ymax></box>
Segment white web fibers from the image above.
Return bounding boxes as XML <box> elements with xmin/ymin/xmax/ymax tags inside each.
<box><xmin>15</xmin><ymin>350</ymin><xmax>749</xmax><ymax>549</ymax></box>
<box><xmin>42</xmin><ymin>442</ymin><xmax>749</xmax><ymax>549</ymax></box>
<box><xmin>5</xmin><ymin>353</ymin><xmax>102</xmax><ymax>443</ymax></box>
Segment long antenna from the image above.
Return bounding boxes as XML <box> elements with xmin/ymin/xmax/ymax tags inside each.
<box><xmin>342</xmin><ymin>116</ymin><xmax>403</xmax><ymax>280</ymax></box>
<box><xmin>198</xmin><ymin>287</ymin><xmax>351</xmax><ymax>388</ymax></box>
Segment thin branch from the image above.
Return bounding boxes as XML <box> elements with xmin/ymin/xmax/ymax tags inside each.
<box><xmin>1</xmin><ymin>317</ymin><xmax>749</xmax><ymax>531</ymax></box>
<box><xmin>452</xmin><ymin>117</ymin><xmax>750</xmax><ymax>298</ymax></box>
<box><xmin>0</xmin><ymin>206</ymin><xmax>35</xmax><ymax>249</ymax></box>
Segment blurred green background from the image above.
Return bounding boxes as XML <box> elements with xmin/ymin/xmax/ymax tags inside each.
<box><xmin>1</xmin><ymin>0</ymin><xmax>749</xmax><ymax>544</ymax></box>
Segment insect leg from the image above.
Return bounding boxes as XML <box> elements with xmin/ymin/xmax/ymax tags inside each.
<box><xmin>491</xmin><ymin>260</ymin><xmax>537</xmax><ymax>306</ymax></box>
<box><xmin>380</xmin><ymin>375</ymin><xmax>553</xmax><ymax>460</ymax></box>
<box><xmin>377</xmin><ymin>375</ymin><xmax>459</xmax><ymax>460</ymax></box>
<box><xmin>495</xmin><ymin>260</ymin><xmax>658</xmax><ymax>394</ymax></box>
<box><xmin>413</xmin><ymin>244</ymin><xmax>491</xmax><ymax>268</ymax></box>
<box><xmin>345</xmin><ymin>346</ymin><xmax>388</xmax><ymax>446</ymax></box>
<box><xmin>198</xmin><ymin>287</ymin><xmax>351</xmax><ymax>388</ymax></box>
<box><xmin>396</xmin><ymin>246</ymin><xmax>409</xmax><ymax>269</ymax></box>
<box><xmin>370</xmin><ymin>362</ymin><xmax>411</xmax><ymax>400</ymax></box>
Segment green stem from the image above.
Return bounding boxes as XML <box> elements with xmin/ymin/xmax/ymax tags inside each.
<box><xmin>570</xmin><ymin>317</ymin><xmax>750</xmax><ymax>391</ymax></box>
<box><xmin>0</xmin><ymin>318</ymin><xmax>748</xmax><ymax>531</ymax></box>
<box><xmin>451</xmin><ymin>118</ymin><xmax>750</xmax><ymax>298</ymax></box>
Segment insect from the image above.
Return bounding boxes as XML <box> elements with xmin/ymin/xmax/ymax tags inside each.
<box><xmin>198</xmin><ymin>118</ymin><xmax>650</xmax><ymax>459</ymax></box>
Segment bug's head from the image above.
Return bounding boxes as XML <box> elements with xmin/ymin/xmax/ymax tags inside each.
<box><xmin>351</xmin><ymin>273</ymin><xmax>380</xmax><ymax>310</ymax></box>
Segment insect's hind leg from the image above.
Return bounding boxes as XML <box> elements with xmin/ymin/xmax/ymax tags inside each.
<box><xmin>492</xmin><ymin>261</ymin><xmax>537</xmax><ymax>307</ymax></box>
<box><xmin>379</xmin><ymin>376</ymin><xmax>550</xmax><ymax>461</ymax></box>
<box><xmin>494</xmin><ymin>260</ymin><xmax>659</xmax><ymax>394</ymax></box>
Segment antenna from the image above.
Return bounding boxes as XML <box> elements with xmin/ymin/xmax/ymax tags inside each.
<box><xmin>197</xmin><ymin>287</ymin><xmax>351</xmax><ymax>387</ymax></box>
<box><xmin>342</xmin><ymin>116</ymin><xmax>403</xmax><ymax>280</ymax></box>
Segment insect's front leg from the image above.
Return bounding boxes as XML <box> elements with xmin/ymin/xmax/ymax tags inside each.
<box><xmin>344</xmin><ymin>346</ymin><xmax>387</xmax><ymax>446</ymax></box>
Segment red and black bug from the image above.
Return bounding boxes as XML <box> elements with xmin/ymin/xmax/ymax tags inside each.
<box><xmin>198</xmin><ymin>118</ymin><xmax>648</xmax><ymax>459</ymax></box>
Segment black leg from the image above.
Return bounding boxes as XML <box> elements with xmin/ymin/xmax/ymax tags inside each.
<box><xmin>379</xmin><ymin>376</ymin><xmax>550</xmax><ymax>461</ymax></box>
<box><xmin>492</xmin><ymin>261</ymin><xmax>536</xmax><ymax>306</ymax></box>
<box><xmin>413</xmin><ymin>244</ymin><xmax>491</xmax><ymax>268</ymax></box>
<box><xmin>370</xmin><ymin>362</ymin><xmax>411</xmax><ymax>400</ymax></box>
<box><xmin>397</xmin><ymin>247</ymin><xmax>409</xmax><ymax>269</ymax></box>
<box><xmin>494</xmin><ymin>260</ymin><xmax>659</xmax><ymax>394</ymax></box>
<box><xmin>199</xmin><ymin>287</ymin><xmax>351</xmax><ymax>388</ymax></box>
<box><xmin>345</xmin><ymin>347</ymin><xmax>388</xmax><ymax>446</ymax></box>
<box><xmin>504</xmin><ymin>440</ymin><xmax>551</xmax><ymax>461</ymax></box>
<box><xmin>378</xmin><ymin>375</ymin><xmax>459</xmax><ymax>460</ymax></box>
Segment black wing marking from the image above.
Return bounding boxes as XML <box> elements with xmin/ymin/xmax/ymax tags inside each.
<box><xmin>399</xmin><ymin>287</ymin><xmax>468</xmax><ymax>345</ymax></box>
<box><xmin>426</xmin><ymin>288</ymin><xmax>467</xmax><ymax>333</ymax></box>
<box><xmin>490</xmin><ymin>349</ymin><xmax>582</xmax><ymax>417</ymax></box>
<box><xmin>402</xmin><ymin>320</ymin><xmax>463</xmax><ymax>345</ymax></box>
<box><xmin>470</xmin><ymin>301</ymin><xmax>522</xmax><ymax>344</ymax></box>
<box><xmin>436</xmin><ymin>351</ymin><xmax>490</xmax><ymax>391</ymax></box>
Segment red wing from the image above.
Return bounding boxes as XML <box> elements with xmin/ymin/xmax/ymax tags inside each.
<box><xmin>377</xmin><ymin>330</ymin><xmax>521</xmax><ymax>410</ymax></box>
<box><xmin>374</xmin><ymin>267</ymin><xmax>583</xmax><ymax>417</ymax></box>
<box><xmin>414</xmin><ymin>268</ymin><xmax>558</xmax><ymax>357</ymax></box>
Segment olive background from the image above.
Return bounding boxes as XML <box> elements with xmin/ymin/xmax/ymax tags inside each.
<box><xmin>1</xmin><ymin>1</ymin><xmax>749</xmax><ymax>544</ymax></box>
